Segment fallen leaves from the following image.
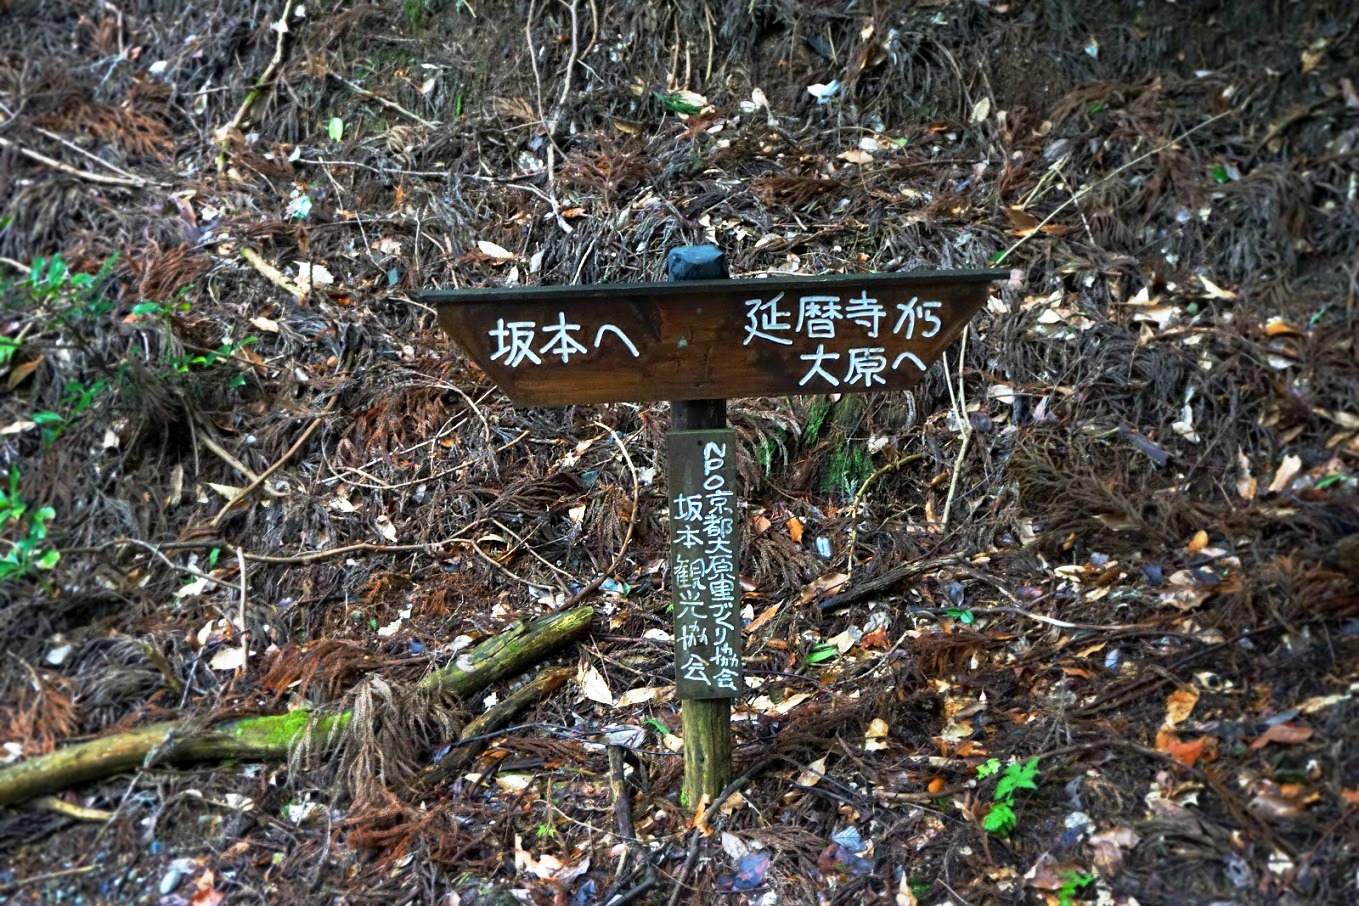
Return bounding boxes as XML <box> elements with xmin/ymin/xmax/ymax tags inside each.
<box><xmin>1249</xmin><ymin>723</ymin><xmax>1314</xmax><ymax>750</ymax></box>
<box><xmin>799</xmin><ymin>571</ymin><xmax>848</xmax><ymax>604</ymax></box>
<box><xmin>864</xmin><ymin>717</ymin><xmax>891</xmax><ymax>752</ymax></box>
<box><xmin>1163</xmin><ymin>687</ymin><xmax>1199</xmax><ymax>727</ymax></box>
<box><xmin>475</xmin><ymin>239</ymin><xmax>518</xmax><ymax>261</ymax></box>
<box><xmin>1267</xmin><ymin>455</ymin><xmax>1303</xmax><ymax>494</ymax></box>
<box><xmin>6</xmin><ymin>355</ymin><xmax>42</xmax><ymax>389</ymax></box>
<box><xmin>513</xmin><ymin>834</ymin><xmax>590</xmax><ymax>882</ymax></box>
<box><xmin>1155</xmin><ymin>730</ymin><xmax>1215</xmax><ymax>767</ymax></box>
<box><xmin>577</xmin><ymin>663</ymin><xmax>613</xmax><ymax>706</ymax></box>
<box><xmin>1088</xmin><ymin>826</ymin><xmax>1140</xmax><ymax>877</ymax></box>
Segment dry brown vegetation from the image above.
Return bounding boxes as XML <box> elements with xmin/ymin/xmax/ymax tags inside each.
<box><xmin>1</xmin><ymin>0</ymin><xmax>1358</xmax><ymax>903</ymax></box>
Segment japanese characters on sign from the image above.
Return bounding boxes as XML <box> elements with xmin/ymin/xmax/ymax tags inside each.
<box><xmin>668</xmin><ymin>429</ymin><xmax>741</xmax><ymax>700</ymax></box>
<box><xmin>741</xmin><ymin>290</ymin><xmax>940</xmax><ymax>388</ymax></box>
<box><xmin>487</xmin><ymin>314</ymin><xmax>640</xmax><ymax>367</ymax></box>
<box><xmin>429</xmin><ymin>269</ymin><xmax>1002</xmax><ymax>405</ymax></box>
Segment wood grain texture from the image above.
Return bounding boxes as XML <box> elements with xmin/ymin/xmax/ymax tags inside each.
<box><xmin>428</xmin><ymin>270</ymin><xmax>1002</xmax><ymax>405</ymax></box>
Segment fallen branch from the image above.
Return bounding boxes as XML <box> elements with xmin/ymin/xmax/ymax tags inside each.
<box><xmin>0</xmin><ymin>136</ymin><xmax>153</xmax><ymax>188</ymax></box>
<box><xmin>216</xmin><ymin>0</ymin><xmax>301</xmax><ymax>171</ymax></box>
<box><xmin>240</xmin><ymin>247</ymin><xmax>306</xmax><ymax>301</ymax></box>
<box><xmin>209</xmin><ymin>398</ymin><xmax>336</xmax><ymax>528</ymax></box>
<box><xmin>0</xmin><ymin>606</ymin><xmax>594</xmax><ymax>807</ymax></box>
<box><xmin>817</xmin><ymin>556</ymin><xmax>962</xmax><ymax>612</ymax></box>
<box><xmin>327</xmin><ymin>72</ymin><xmax>439</xmax><ymax>129</ymax></box>
<box><xmin>413</xmin><ymin>665</ymin><xmax>574</xmax><ymax>793</ymax></box>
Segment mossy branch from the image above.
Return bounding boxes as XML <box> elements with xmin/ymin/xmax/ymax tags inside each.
<box><xmin>0</xmin><ymin>606</ymin><xmax>594</xmax><ymax>807</ymax></box>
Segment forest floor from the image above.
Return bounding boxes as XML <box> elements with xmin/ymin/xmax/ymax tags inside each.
<box><xmin>2</xmin><ymin>1</ymin><xmax>1358</xmax><ymax>903</ymax></box>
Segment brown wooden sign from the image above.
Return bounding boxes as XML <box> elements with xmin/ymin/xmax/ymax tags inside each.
<box><xmin>425</xmin><ymin>270</ymin><xmax>1004</xmax><ymax>406</ymax></box>
<box><xmin>667</xmin><ymin>429</ymin><xmax>741</xmax><ymax>700</ymax></box>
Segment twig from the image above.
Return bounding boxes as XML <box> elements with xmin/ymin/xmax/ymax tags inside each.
<box><xmin>216</xmin><ymin>0</ymin><xmax>301</xmax><ymax>171</ymax></box>
<box><xmin>32</xmin><ymin>796</ymin><xmax>115</xmax><ymax>822</ymax></box>
<box><xmin>31</xmin><ymin>125</ymin><xmax>157</xmax><ymax>184</ymax></box>
<box><xmin>414</xmin><ymin>377</ymin><xmax>497</xmax><ymax>478</ymax></box>
<box><xmin>197</xmin><ymin>432</ymin><xmax>284</xmax><ymax>497</ymax></box>
<box><xmin>845</xmin><ymin>453</ymin><xmax>925</xmax><ymax>578</ymax></box>
<box><xmin>563</xmin><ymin>423</ymin><xmax>640</xmax><ymax>606</ymax></box>
<box><xmin>994</xmin><ymin>108</ymin><xmax>1236</xmax><ymax>265</ymax></box>
<box><xmin>603</xmin><ymin>744</ymin><xmax>660</xmax><ymax>906</ymax></box>
<box><xmin>63</xmin><ymin>535</ymin><xmax>478</xmax><ymax>565</ymax></box>
<box><xmin>523</xmin><ymin>0</ymin><xmax>574</xmax><ymax>231</ymax></box>
<box><xmin>818</xmin><ymin>555</ymin><xmax>961</xmax><ymax>611</ymax></box>
<box><xmin>666</xmin><ymin>832</ymin><xmax>704</xmax><ymax>906</ymax></box>
<box><xmin>234</xmin><ymin>547</ymin><xmax>249</xmax><ymax>668</ymax></box>
<box><xmin>209</xmin><ymin>400</ymin><xmax>336</xmax><ymax>528</ymax></box>
<box><xmin>327</xmin><ymin>72</ymin><xmax>438</xmax><ymax>128</ymax></box>
<box><xmin>0</xmin><ymin>865</ymin><xmax>98</xmax><ymax>894</ymax></box>
<box><xmin>414</xmin><ymin>666</ymin><xmax>574</xmax><ymax>793</ymax></box>
<box><xmin>666</xmin><ymin>759</ymin><xmax>772</xmax><ymax>906</ymax></box>
<box><xmin>240</xmin><ymin>247</ymin><xmax>305</xmax><ymax>301</ymax></box>
<box><xmin>0</xmin><ymin>136</ymin><xmax>151</xmax><ymax>188</ymax></box>
<box><xmin>608</xmin><ymin>745</ymin><xmax>635</xmax><ymax>880</ymax></box>
<box><xmin>940</xmin><ymin>330</ymin><xmax>970</xmax><ymax>529</ymax></box>
<box><xmin>550</xmin><ymin>0</ymin><xmax>580</xmax><ymax>134</ymax></box>
<box><xmin>85</xmin><ymin>537</ymin><xmax>238</xmax><ymax>593</ymax></box>
<box><xmin>295</xmin><ymin>157</ymin><xmax>451</xmax><ymax>178</ymax></box>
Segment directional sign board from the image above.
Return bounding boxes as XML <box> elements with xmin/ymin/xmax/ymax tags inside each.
<box><xmin>425</xmin><ymin>270</ymin><xmax>1004</xmax><ymax>406</ymax></box>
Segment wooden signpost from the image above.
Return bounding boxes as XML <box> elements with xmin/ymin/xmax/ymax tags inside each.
<box><xmin>423</xmin><ymin>247</ymin><xmax>1003</xmax><ymax>807</ymax></box>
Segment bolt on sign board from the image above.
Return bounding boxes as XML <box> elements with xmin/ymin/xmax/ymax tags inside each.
<box><xmin>425</xmin><ymin>269</ymin><xmax>1005</xmax><ymax>407</ymax></box>
<box><xmin>666</xmin><ymin>428</ymin><xmax>740</xmax><ymax>699</ymax></box>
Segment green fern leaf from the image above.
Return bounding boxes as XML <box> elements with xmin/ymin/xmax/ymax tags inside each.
<box><xmin>982</xmin><ymin>802</ymin><xmax>1016</xmax><ymax>835</ymax></box>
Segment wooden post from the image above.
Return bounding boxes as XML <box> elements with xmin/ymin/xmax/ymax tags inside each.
<box><xmin>668</xmin><ymin>245</ymin><xmax>734</xmax><ymax>809</ymax></box>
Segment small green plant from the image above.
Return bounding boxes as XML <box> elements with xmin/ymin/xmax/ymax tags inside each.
<box><xmin>130</xmin><ymin>299</ymin><xmax>191</xmax><ymax>320</ymax></box>
<box><xmin>534</xmin><ymin>822</ymin><xmax>556</xmax><ymax>840</ymax></box>
<box><xmin>327</xmin><ymin>116</ymin><xmax>345</xmax><ymax>142</ymax></box>
<box><xmin>1058</xmin><ymin>871</ymin><xmax>1095</xmax><ymax>905</ymax></box>
<box><xmin>169</xmin><ymin>337</ymin><xmax>258</xmax><ymax>384</ymax></box>
<box><xmin>32</xmin><ymin>378</ymin><xmax>110</xmax><ymax>445</ymax></box>
<box><xmin>19</xmin><ymin>253</ymin><xmax>118</xmax><ymax>324</ymax></box>
<box><xmin>654</xmin><ymin>91</ymin><xmax>702</xmax><ymax>115</ymax></box>
<box><xmin>977</xmin><ymin>756</ymin><xmax>1041</xmax><ymax>836</ymax></box>
<box><xmin>804</xmin><ymin>642</ymin><xmax>838</xmax><ymax>666</ymax></box>
<box><xmin>0</xmin><ymin>466</ymin><xmax>60</xmax><ymax>584</ymax></box>
<box><xmin>945</xmin><ymin>607</ymin><xmax>975</xmax><ymax>624</ymax></box>
<box><xmin>130</xmin><ymin>296</ymin><xmax>256</xmax><ymax>386</ymax></box>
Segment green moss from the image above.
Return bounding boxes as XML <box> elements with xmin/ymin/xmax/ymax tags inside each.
<box><xmin>756</xmin><ymin>431</ymin><xmax>785</xmax><ymax>475</ymax></box>
<box><xmin>226</xmin><ymin>709</ymin><xmax>349</xmax><ymax>751</ymax></box>
<box><xmin>802</xmin><ymin>398</ymin><xmax>832</xmax><ymax>444</ymax></box>
<box><xmin>821</xmin><ymin>443</ymin><xmax>873</xmax><ymax>498</ymax></box>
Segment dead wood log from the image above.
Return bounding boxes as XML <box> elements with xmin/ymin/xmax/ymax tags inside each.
<box><xmin>0</xmin><ymin>606</ymin><xmax>594</xmax><ymax>807</ymax></box>
<box><xmin>413</xmin><ymin>665</ymin><xmax>575</xmax><ymax>794</ymax></box>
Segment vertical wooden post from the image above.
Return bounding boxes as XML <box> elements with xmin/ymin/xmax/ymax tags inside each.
<box><xmin>667</xmin><ymin>245</ymin><xmax>734</xmax><ymax>810</ymax></box>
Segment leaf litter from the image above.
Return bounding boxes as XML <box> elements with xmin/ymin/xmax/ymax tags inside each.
<box><xmin>0</xmin><ymin>0</ymin><xmax>1357</xmax><ymax>903</ymax></box>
